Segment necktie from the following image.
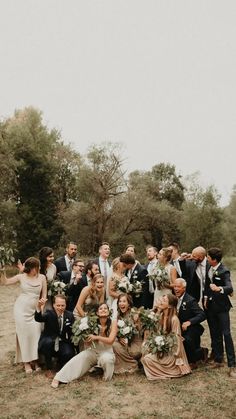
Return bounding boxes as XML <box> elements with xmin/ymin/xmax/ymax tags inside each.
<box><xmin>68</xmin><ymin>260</ymin><xmax>73</xmax><ymax>272</ymax></box>
<box><xmin>103</xmin><ymin>260</ymin><xmax>108</xmax><ymax>285</ymax></box>
<box><xmin>58</xmin><ymin>315</ymin><xmax>63</xmax><ymax>332</ymax></box>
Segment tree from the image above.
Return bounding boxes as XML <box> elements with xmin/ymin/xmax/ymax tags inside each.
<box><xmin>179</xmin><ymin>174</ymin><xmax>223</xmax><ymax>251</ymax></box>
<box><xmin>62</xmin><ymin>142</ymin><xmax>126</xmax><ymax>254</ymax></box>
<box><xmin>2</xmin><ymin>107</ymin><xmax>66</xmax><ymax>259</ymax></box>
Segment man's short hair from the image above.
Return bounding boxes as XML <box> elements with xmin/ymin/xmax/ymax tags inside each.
<box><xmin>208</xmin><ymin>247</ymin><xmax>223</xmax><ymax>263</ymax></box>
<box><xmin>72</xmin><ymin>259</ymin><xmax>84</xmax><ymax>268</ymax></box>
<box><xmin>99</xmin><ymin>242</ymin><xmax>110</xmax><ymax>250</ymax></box>
<box><xmin>120</xmin><ymin>253</ymin><xmax>135</xmax><ymax>265</ymax></box>
<box><xmin>175</xmin><ymin>278</ymin><xmax>187</xmax><ymax>288</ymax></box>
<box><xmin>85</xmin><ymin>260</ymin><xmax>99</xmax><ymax>274</ymax></box>
<box><xmin>53</xmin><ymin>294</ymin><xmax>67</xmax><ymax>304</ymax></box>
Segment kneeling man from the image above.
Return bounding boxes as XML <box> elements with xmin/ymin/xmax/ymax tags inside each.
<box><xmin>35</xmin><ymin>294</ymin><xmax>75</xmax><ymax>377</ymax></box>
<box><xmin>174</xmin><ymin>278</ymin><xmax>207</xmax><ymax>369</ymax></box>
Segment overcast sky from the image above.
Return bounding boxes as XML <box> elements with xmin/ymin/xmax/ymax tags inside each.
<box><xmin>1</xmin><ymin>1</ymin><xmax>235</xmax><ymax>205</ymax></box>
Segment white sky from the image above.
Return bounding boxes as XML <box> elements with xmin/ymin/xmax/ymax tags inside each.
<box><xmin>1</xmin><ymin>1</ymin><xmax>236</xmax><ymax>205</ymax></box>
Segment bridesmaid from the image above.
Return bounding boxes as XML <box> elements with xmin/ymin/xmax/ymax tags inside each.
<box><xmin>73</xmin><ymin>273</ymin><xmax>105</xmax><ymax>318</ymax></box>
<box><xmin>51</xmin><ymin>303</ymin><xmax>117</xmax><ymax>388</ymax></box>
<box><xmin>153</xmin><ymin>248</ymin><xmax>177</xmax><ymax>308</ymax></box>
<box><xmin>113</xmin><ymin>293</ymin><xmax>143</xmax><ymax>374</ymax></box>
<box><xmin>39</xmin><ymin>247</ymin><xmax>56</xmax><ymax>284</ymax></box>
<box><xmin>142</xmin><ymin>294</ymin><xmax>191</xmax><ymax>380</ymax></box>
<box><xmin>3</xmin><ymin>257</ymin><xmax>47</xmax><ymax>373</ymax></box>
<box><xmin>108</xmin><ymin>257</ymin><xmax>128</xmax><ymax>314</ymax></box>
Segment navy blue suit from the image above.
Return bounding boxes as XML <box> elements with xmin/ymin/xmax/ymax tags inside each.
<box><xmin>204</xmin><ymin>263</ymin><xmax>235</xmax><ymax>367</ymax></box>
<box><xmin>178</xmin><ymin>292</ymin><xmax>206</xmax><ymax>363</ymax></box>
<box><xmin>35</xmin><ymin>309</ymin><xmax>75</xmax><ymax>369</ymax></box>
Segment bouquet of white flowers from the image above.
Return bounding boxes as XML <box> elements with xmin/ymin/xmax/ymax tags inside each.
<box><xmin>131</xmin><ymin>280</ymin><xmax>143</xmax><ymax>297</ymax></box>
<box><xmin>117</xmin><ymin>318</ymin><xmax>138</xmax><ymax>343</ymax></box>
<box><xmin>72</xmin><ymin>314</ymin><xmax>99</xmax><ymax>346</ymax></box>
<box><xmin>138</xmin><ymin>308</ymin><xmax>160</xmax><ymax>332</ymax></box>
<box><xmin>143</xmin><ymin>331</ymin><xmax>177</xmax><ymax>358</ymax></box>
<box><xmin>47</xmin><ymin>280</ymin><xmax>68</xmax><ymax>297</ymax></box>
<box><xmin>148</xmin><ymin>263</ymin><xmax>170</xmax><ymax>290</ymax></box>
<box><xmin>115</xmin><ymin>278</ymin><xmax>133</xmax><ymax>294</ymax></box>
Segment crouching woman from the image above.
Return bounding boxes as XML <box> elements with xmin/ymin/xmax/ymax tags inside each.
<box><xmin>51</xmin><ymin>303</ymin><xmax>117</xmax><ymax>388</ymax></box>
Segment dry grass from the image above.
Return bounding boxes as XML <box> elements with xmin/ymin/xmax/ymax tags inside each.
<box><xmin>1</xmin><ymin>275</ymin><xmax>236</xmax><ymax>419</ymax></box>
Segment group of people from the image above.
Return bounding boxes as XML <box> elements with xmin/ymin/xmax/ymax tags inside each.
<box><xmin>2</xmin><ymin>240</ymin><xmax>236</xmax><ymax>388</ymax></box>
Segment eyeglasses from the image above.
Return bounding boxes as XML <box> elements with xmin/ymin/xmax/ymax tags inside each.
<box><xmin>74</xmin><ymin>264</ymin><xmax>84</xmax><ymax>268</ymax></box>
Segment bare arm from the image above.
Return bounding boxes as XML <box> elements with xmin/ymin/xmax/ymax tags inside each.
<box><xmin>75</xmin><ymin>286</ymin><xmax>90</xmax><ymax>317</ymax></box>
<box><xmin>3</xmin><ymin>273</ymin><xmax>21</xmax><ymax>285</ymax></box>
<box><xmin>41</xmin><ymin>275</ymin><xmax>47</xmax><ymax>299</ymax></box>
<box><xmin>109</xmin><ymin>278</ymin><xmax>119</xmax><ymax>299</ymax></box>
<box><xmin>169</xmin><ymin>266</ymin><xmax>178</xmax><ymax>288</ymax></box>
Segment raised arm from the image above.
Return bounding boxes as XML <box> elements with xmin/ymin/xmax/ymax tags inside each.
<box><xmin>75</xmin><ymin>286</ymin><xmax>90</xmax><ymax>317</ymax></box>
<box><xmin>3</xmin><ymin>273</ymin><xmax>21</xmax><ymax>285</ymax></box>
<box><xmin>41</xmin><ymin>275</ymin><xmax>47</xmax><ymax>299</ymax></box>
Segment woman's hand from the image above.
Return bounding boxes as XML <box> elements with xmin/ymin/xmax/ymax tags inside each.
<box><xmin>119</xmin><ymin>337</ymin><xmax>128</xmax><ymax>346</ymax></box>
<box><xmin>17</xmin><ymin>260</ymin><xmax>24</xmax><ymax>273</ymax></box>
<box><xmin>36</xmin><ymin>297</ymin><xmax>48</xmax><ymax>310</ymax></box>
<box><xmin>86</xmin><ymin>334</ymin><xmax>98</xmax><ymax>343</ymax></box>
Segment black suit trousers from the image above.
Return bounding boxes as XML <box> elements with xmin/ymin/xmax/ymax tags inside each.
<box><xmin>207</xmin><ymin>309</ymin><xmax>236</xmax><ymax>367</ymax></box>
<box><xmin>38</xmin><ymin>336</ymin><xmax>75</xmax><ymax>369</ymax></box>
<box><xmin>182</xmin><ymin>325</ymin><xmax>204</xmax><ymax>363</ymax></box>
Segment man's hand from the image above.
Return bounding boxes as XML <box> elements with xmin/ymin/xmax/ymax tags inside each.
<box><xmin>182</xmin><ymin>321</ymin><xmax>191</xmax><ymax>331</ymax></box>
<box><xmin>210</xmin><ymin>284</ymin><xmax>221</xmax><ymax>292</ymax></box>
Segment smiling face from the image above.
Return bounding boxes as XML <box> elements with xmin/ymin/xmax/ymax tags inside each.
<box><xmin>94</xmin><ymin>276</ymin><xmax>104</xmax><ymax>292</ymax></box>
<box><xmin>53</xmin><ymin>297</ymin><xmax>66</xmax><ymax>316</ymax></box>
<box><xmin>46</xmin><ymin>253</ymin><xmax>54</xmax><ymax>265</ymax></box>
<box><xmin>97</xmin><ymin>303</ymin><xmax>109</xmax><ymax>317</ymax></box>
<box><xmin>158</xmin><ymin>249</ymin><xmax>166</xmax><ymax>265</ymax></box>
<box><xmin>99</xmin><ymin>244</ymin><xmax>110</xmax><ymax>259</ymax></box>
<box><xmin>173</xmin><ymin>280</ymin><xmax>186</xmax><ymax>298</ymax></box>
<box><xmin>118</xmin><ymin>295</ymin><xmax>130</xmax><ymax>314</ymax></box>
<box><xmin>159</xmin><ymin>295</ymin><xmax>169</xmax><ymax>310</ymax></box>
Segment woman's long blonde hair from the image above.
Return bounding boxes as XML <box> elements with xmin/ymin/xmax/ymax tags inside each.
<box><xmin>159</xmin><ymin>294</ymin><xmax>178</xmax><ymax>334</ymax></box>
<box><xmin>89</xmin><ymin>273</ymin><xmax>105</xmax><ymax>300</ymax></box>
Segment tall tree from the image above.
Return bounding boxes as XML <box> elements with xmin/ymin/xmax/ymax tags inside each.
<box><xmin>3</xmin><ymin>107</ymin><xmax>65</xmax><ymax>259</ymax></box>
<box><xmin>180</xmin><ymin>174</ymin><xmax>223</xmax><ymax>251</ymax></box>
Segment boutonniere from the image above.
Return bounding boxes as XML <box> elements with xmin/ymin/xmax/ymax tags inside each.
<box><xmin>182</xmin><ymin>302</ymin><xmax>187</xmax><ymax>310</ymax></box>
<box><xmin>213</xmin><ymin>270</ymin><xmax>219</xmax><ymax>277</ymax></box>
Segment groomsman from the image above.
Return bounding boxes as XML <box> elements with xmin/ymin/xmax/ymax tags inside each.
<box><xmin>174</xmin><ymin>278</ymin><xmax>207</xmax><ymax>369</ymax></box>
<box><xmin>35</xmin><ymin>295</ymin><xmax>75</xmax><ymax>378</ymax></box>
<box><xmin>94</xmin><ymin>242</ymin><xmax>111</xmax><ymax>291</ymax></box>
<box><xmin>204</xmin><ymin>248</ymin><xmax>236</xmax><ymax>378</ymax></box>
<box><xmin>58</xmin><ymin>259</ymin><xmax>85</xmax><ymax>284</ymax></box>
<box><xmin>168</xmin><ymin>242</ymin><xmax>184</xmax><ymax>278</ymax></box>
<box><xmin>181</xmin><ymin>246</ymin><xmax>210</xmax><ymax>303</ymax></box>
<box><xmin>144</xmin><ymin>245</ymin><xmax>158</xmax><ymax>309</ymax></box>
<box><xmin>54</xmin><ymin>242</ymin><xmax>78</xmax><ymax>273</ymax></box>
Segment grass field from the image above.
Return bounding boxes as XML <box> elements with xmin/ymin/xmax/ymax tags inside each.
<box><xmin>0</xmin><ymin>274</ymin><xmax>236</xmax><ymax>419</ymax></box>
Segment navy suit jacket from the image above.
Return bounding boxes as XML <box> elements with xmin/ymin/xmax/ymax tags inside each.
<box><xmin>34</xmin><ymin>309</ymin><xmax>74</xmax><ymax>343</ymax></box>
<box><xmin>183</xmin><ymin>259</ymin><xmax>210</xmax><ymax>302</ymax></box>
<box><xmin>178</xmin><ymin>292</ymin><xmax>206</xmax><ymax>327</ymax></box>
<box><xmin>54</xmin><ymin>256</ymin><xmax>68</xmax><ymax>274</ymax></box>
<box><xmin>204</xmin><ymin>263</ymin><xmax>233</xmax><ymax>313</ymax></box>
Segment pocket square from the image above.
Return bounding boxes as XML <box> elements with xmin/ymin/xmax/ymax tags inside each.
<box><xmin>215</xmin><ymin>277</ymin><xmax>221</xmax><ymax>281</ymax></box>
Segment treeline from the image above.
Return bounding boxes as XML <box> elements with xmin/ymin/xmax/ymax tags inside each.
<box><xmin>0</xmin><ymin>107</ymin><xmax>235</xmax><ymax>262</ymax></box>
